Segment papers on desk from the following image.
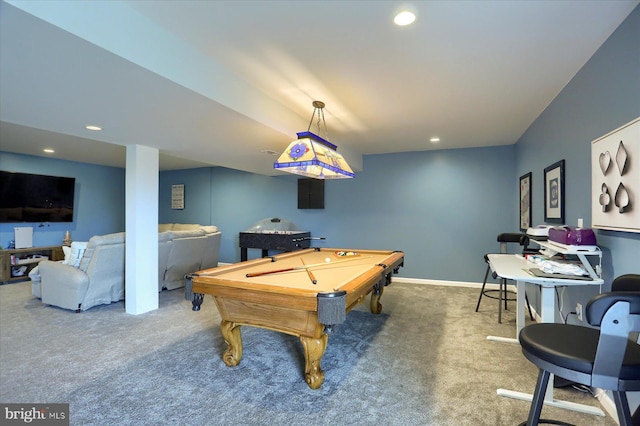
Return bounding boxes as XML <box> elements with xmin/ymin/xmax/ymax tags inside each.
<box><xmin>525</xmin><ymin>255</ymin><xmax>592</xmax><ymax>280</ymax></box>
<box><xmin>528</xmin><ymin>268</ymin><xmax>593</xmax><ymax>281</ymax></box>
<box><xmin>526</xmin><ymin>256</ymin><xmax>588</xmax><ymax>276</ymax></box>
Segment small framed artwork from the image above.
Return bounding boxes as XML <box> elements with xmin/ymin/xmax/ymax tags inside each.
<box><xmin>544</xmin><ymin>160</ymin><xmax>565</xmax><ymax>224</ymax></box>
<box><xmin>171</xmin><ymin>184</ymin><xmax>185</xmax><ymax>210</ymax></box>
<box><xmin>519</xmin><ymin>172</ymin><xmax>532</xmax><ymax>231</ymax></box>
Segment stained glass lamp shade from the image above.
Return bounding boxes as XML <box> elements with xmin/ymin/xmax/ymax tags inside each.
<box><xmin>274</xmin><ymin>131</ymin><xmax>354</xmax><ymax>179</ymax></box>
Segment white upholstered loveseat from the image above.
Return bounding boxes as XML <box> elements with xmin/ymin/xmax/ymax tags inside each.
<box><xmin>32</xmin><ymin>224</ymin><xmax>221</xmax><ymax>312</ymax></box>
<box><xmin>157</xmin><ymin>224</ymin><xmax>220</xmax><ymax>290</ymax></box>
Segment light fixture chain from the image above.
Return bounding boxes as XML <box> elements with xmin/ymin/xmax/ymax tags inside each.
<box><xmin>318</xmin><ymin>107</ymin><xmax>329</xmax><ymax>140</ymax></box>
<box><xmin>306</xmin><ymin>100</ymin><xmax>329</xmax><ymax>139</ymax></box>
<box><xmin>306</xmin><ymin>107</ymin><xmax>318</xmax><ymax>132</ymax></box>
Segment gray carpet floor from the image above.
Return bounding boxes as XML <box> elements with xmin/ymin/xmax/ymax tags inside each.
<box><xmin>0</xmin><ymin>280</ymin><xmax>618</xmax><ymax>425</ymax></box>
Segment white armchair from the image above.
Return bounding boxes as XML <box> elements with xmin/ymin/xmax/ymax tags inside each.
<box><xmin>38</xmin><ymin>233</ymin><xmax>125</xmax><ymax>312</ymax></box>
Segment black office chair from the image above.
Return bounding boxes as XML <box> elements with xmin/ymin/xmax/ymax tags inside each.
<box><xmin>518</xmin><ymin>274</ymin><xmax>640</xmax><ymax>426</ymax></box>
<box><xmin>475</xmin><ymin>233</ymin><xmax>534</xmax><ymax>323</ymax></box>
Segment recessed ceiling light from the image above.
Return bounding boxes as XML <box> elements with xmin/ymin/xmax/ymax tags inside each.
<box><xmin>85</xmin><ymin>125</ymin><xmax>102</xmax><ymax>131</ymax></box>
<box><xmin>430</xmin><ymin>137</ymin><xmax>440</xmax><ymax>143</ymax></box>
<box><xmin>43</xmin><ymin>148</ymin><xmax>55</xmax><ymax>153</ymax></box>
<box><xmin>394</xmin><ymin>11</ymin><xmax>416</xmax><ymax>26</ymax></box>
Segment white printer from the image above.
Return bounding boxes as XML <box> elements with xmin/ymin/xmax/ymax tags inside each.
<box><xmin>526</xmin><ymin>225</ymin><xmax>554</xmax><ymax>241</ymax></box>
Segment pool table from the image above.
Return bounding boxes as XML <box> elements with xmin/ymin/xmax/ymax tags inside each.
<box><xmin>188</xmin><ymin>247</ymin><xmax>404</xmax><ymax>389</ymax></box>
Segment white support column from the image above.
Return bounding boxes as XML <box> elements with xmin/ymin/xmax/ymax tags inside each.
<box><xmin>125</xmin><ymin>145</ymin><xmax>159</xmax><ymax>315</ymax></box>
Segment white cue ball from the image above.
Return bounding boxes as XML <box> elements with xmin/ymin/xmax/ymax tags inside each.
<box><xmin>325</xmin><ymin>257</ymin><xmax>331</xmax><ymax>263</ymax></box>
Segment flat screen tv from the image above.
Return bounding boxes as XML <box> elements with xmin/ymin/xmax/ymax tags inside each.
<box><xmin>0</xmin><ymin>171</ymin><xmax>75</xmax><ymax>223</ymax></box>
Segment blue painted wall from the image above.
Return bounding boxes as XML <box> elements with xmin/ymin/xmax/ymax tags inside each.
<box><xmin>516</xmin><ymin>6</ymin><xmax>639</xmax><ymax>281</ymax></box>
<box><xmin>0</xmin><ymin>152</ymin><xmax>125</xmax><ymax>248</ymax></box>
<box><xmin>159</xmin><ymin>145</ymin><xmax>517</xmax><ymax>281</ymax></box>
<box><xmin>159</xmin><ymin>168</ymin><xmax>213</xmax><ymax>226</ymax></box>
<box><xmin>516</xmin><ymin>6</ymin><xmax>640</xmax><ymax>321</ymax></box>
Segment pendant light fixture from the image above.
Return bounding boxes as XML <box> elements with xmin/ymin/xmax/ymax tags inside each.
<box><xmin>274</xmin><ymin>101</ymin><xmax>354</xmax><ymax>179</ymax></box>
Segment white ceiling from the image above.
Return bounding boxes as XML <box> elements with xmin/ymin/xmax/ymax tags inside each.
<box><xmin>0</xmin><ymin>0</ymin><xmax>637</xmax><ymax>174</ymax></box>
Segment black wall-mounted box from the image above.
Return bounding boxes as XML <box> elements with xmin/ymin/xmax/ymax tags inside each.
<box><xmin>298</xmin><ymin>178</ymin><xmax>324</xmax><ymax>209</ymax></box>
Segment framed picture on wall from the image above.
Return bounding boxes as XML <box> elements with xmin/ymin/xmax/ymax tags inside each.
<box><xmin>544</xmin><ymin>160</ymin><xmax>565</xmax><ymax>224</ymax></box>
<box><xmin>519</xmin><ymin>172</ymin><xmax>532</xmax><ymax>231</ymax></box>
<box><xmin>171</xmin><ymin>184</ymin><xmax>185</xmax><ymax>210</ymax></box>
<box><xmin>591</xmin><ymin>117</ymin><xmax>640</xmax><ymax>233</ymax></box>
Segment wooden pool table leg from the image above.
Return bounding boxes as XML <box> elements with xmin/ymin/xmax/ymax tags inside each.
<box><xmin>370</xmin><ymin>279</ymin><xmax>385</xmax><ymax>314</ymax></box>
<box><xmin>220</xmin><ymin>320</ymin><xmax>243</xmax><ymax>367</ymax></box>
<box><xmin>300</xmin><ymin>333</ymin><xmax>328</xmax><ymax>389</ymax></box>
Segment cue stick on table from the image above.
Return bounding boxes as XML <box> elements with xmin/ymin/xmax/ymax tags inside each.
<box><xmin>245</xmin><ymin>255</ymin><xmax>374</xmax><ymax>278</ymax></box>
<box><xmin>301</xmin><ymin>258</ymin><xmax>317</xmax><ymax>285</ymax></box>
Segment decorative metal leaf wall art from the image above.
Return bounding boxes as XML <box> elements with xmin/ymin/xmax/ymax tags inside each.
<box><xmin>591</xmin><ymin>117</ymin><xmax>639</xmax><ymax>233</ymax></box>
<box><xmin>599</xmin><ymin>183</ymin><xmax>611</xmax><ymax>212</ymax></box>
<box><xmin>597</xmin><ymin>142</ymin><xmax>632</xmax><ymax>215</ymax></box>
<box><xmin>599</xmin><ymin>151</ymin><xmax>611</xmax><ymax>175</ymax></box>
<box><xmin>616</xmin><ymin>141</ymin><xmax>629</xmax><ymax>175</ymax></box>
<box><xmin>615</xmin><ymin>183</ymin><xmax>631</xmax><ymax>213</ymax></box>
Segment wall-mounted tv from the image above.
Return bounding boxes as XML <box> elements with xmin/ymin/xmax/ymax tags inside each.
<box><xmin>0</xmin><ymin>171</ymin><xmax>75</xmax><ymax>223</ymax></box>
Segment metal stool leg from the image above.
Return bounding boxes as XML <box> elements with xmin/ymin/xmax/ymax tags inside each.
<box><xmin>475</xmin><ymin>264</ymin><xmax>491</xmax><ymax>312</ymax></box>
<box><xmin>498</xmin><ymin>278</ymin><xmax>504</xmax><ymax>323</ymax></box>
<box><xmin>481</xmin><ymin>233</ymin><xmax>531</xmax><ymax>324</ymax></box>
<box><xmin>613</xmin><ymin>391</ymin><xmax>633</xmax><ymax>426</ymax></box>
<box><xmin>525</xmin><ymin>293</ymin><xmax>534</xmax><ymax>321</ymax></box>
<box><xmin>526</xmin><ymin>369</ymin><xmax>550</xmax><ymax>426</ymax></box>
<box><xmin>504</xmin><ymin>279</ymin><xmax>508</xmax><ymax>310</ymax></box>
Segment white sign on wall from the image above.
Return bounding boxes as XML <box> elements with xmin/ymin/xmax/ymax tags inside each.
<box><xmin>171</xmin><ymin>184</ymin><xmax>185</xmax><ymax>210</ymax></box>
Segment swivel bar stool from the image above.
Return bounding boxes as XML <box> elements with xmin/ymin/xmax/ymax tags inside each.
<box><xmin>518</xmin><ymin>274</ymin><xmax>640</xmax><ymax>426</ymax></box>
<box><xmin>475</xmin><ymin>233</ymin><xmax>534</xmax><ymax>323</ymax></box>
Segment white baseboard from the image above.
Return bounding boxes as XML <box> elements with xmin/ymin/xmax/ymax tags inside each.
<box><xmin>393</xmin><ymin>276</ymin><xmax>489</xmax><ymax>288</ymax></box>
<box><xmin>392</xmin><ymin>276</ymin><xmax>506</xmax><ymax>292</ymax></box>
